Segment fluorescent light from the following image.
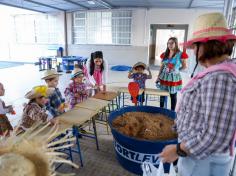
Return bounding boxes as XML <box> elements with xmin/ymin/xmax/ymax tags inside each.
<box><xmin>87</xmin><ymin>1</ymin><xmax>95</xmax><ymax>5</ymax></box>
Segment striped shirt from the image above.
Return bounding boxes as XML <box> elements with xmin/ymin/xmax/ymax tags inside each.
<box><xmin>176</xmin><ymin>62</ymin><xmax>236</xmax><ymax>159</ymax></box>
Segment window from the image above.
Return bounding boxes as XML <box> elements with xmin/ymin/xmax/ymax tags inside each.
<box><xmin>14</xmin><ymin>14</ymin><xmax>60</xmax><ymax>44</ymax></box>
<box><xmin>73</xmin><ymin>10</ymin><xmax>132</xmax><ymax>45</ymax></box>
<box><xmin>14</xmin><ymin>15</ymin><xmax>35</xmax><ymax>43</ymax></box>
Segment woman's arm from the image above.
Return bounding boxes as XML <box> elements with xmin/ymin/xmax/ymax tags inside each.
<box><xmin>180</xmin><ymin>59</ymin><xmax>187</xmax><ymax>70</ymax></box>
<box><xmin>156</xmin><ymin>63</ymin><xmax>163</xmax><ymax>82</ymax></box>
<box><xmin>86</xmin><ymin>59</ymin><xmax>96</xmax><ymax>86</ymax></box>
<box><xmin>102</xmin><ymin>59</ymin><xmax>108</xmax><ymax>85</ymax></box>
<box><xmin>146</xmin><ymin>66</ymin><xmax>152</xmax><ymax>79</ymax></box>
<box><xmin>180</xmin><ymin>52</ymin><xmax>188</xmax><ymax>70</ymax></box>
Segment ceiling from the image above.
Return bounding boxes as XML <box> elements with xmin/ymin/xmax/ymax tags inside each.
<box><xmin>0</xmin><ymin>0</ymin><xmax>232</xmax><ymax>13</ymax></box>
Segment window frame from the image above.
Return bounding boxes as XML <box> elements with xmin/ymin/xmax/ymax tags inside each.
<box><xmin>72</xmin><ymin>10</ymin><xmax>132</xmax><ymax>45</ymax></box>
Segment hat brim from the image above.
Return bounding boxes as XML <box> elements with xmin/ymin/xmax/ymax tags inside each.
<box><xmin>25</xmin><ymin>88</ymin><xmax>55</xmax><ymax>99</ymax></box>
<box><xmin>71</xmin><ymin>72</ymin><xmax>84</xmax><ymax>79</ymax></box>
<box><xmin>41</xmin><ymin>73</ymin><xmax>62</xmax><ymax>80</ymax></box>
<box><xmin>133</xmin><ymin>63</ymin><xmax>147</xmax><ymax>69</ymax></box>
<box><xmin>182</xmin><ymin>34</ymin><xmax>236</xmax><ymax>48</ymax></box>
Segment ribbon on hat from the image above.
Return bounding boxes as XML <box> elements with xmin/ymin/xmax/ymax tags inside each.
<box><xmin>33</xmin><ymin>85</ymin><xmax>48</xmax><ymax>97</ymax></box>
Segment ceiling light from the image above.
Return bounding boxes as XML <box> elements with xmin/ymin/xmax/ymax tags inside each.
<box><xmin>87</xmin><ymin>1</ymin><xmax>95</xmax><ymax>5</ymax></box>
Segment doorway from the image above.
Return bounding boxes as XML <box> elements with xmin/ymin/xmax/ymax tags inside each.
<box><xmin>149</xmin><ymin>24</ymin><xmax>188</xmax><ymax>66</ymax></box>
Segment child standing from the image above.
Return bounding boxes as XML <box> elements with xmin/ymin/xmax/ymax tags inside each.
<box><xmin>85</xmin><ymin>51</ymin><xmax>108</xmax><ymax>92</ymax></box>
<box><xmin>64</xmin><ymin>68</ymin><xmax>88</xmax><ymax>109</ymax></box>
<box><xmin>41</xmin><ymin>70</ymin><xmax>66</xmax><ymax>118</ymax></box>
<box><xmin>128</xmin><ymin>62</ymin><xmax>152</xmax><ymax>103</ymax></box>
<box><xmin>18</xmin><ymin>85</ymin><xmax>56</xmax><ymax>132</ymax></box>
<box><xmin>0</xmin><ymin>83</ymin><xmax>14</xmax><ymax>135</ymax></box>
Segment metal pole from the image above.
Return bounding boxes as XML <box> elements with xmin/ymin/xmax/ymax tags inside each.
<box><xmin>64</xmin><ymin>12</ymin><xmax>68</xmax><ymax>56</ymax></box>
<box><xmin>224</xmin><ymin>0</ymin><xmax>235</xmax><ymax>25</ymax></box>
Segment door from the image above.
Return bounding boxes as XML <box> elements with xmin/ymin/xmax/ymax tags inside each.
<box><xmin>149</xmin><ymin>24</ymin><xmax>188</xmax><ymax>66</ymax></box>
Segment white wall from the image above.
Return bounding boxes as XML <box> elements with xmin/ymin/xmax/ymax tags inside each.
<box><xmin>67</xmin><ymin>8</ymin><xmax>221</xmax><ymax>67</ymax></box>
<box><xmin>0</xmin><ymin>9</ymin><xmax>65</xmax><ymax>62</ymax></box>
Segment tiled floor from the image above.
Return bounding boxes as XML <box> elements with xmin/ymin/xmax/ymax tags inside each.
<box><xmin>57</xmin><ymin>127</ymin><xmax>136</xmax><ymax>176</ymax></box>
<box><xmin>0</xmin><ymin>64</ymin><xmax>191</xmax><ymax>175</ymax></box>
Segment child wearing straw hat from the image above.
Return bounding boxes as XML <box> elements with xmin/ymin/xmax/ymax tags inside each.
<box><xmin>17</xmin><ymin>85</ymin><xmax>56</xmax><ymax>132</ymax></box>
<box><xmin>41</xmin><ymin>70</ymin><xmax>66</xmax><ymax>118</ymax></box>
<box><xmin>128</xmin><ymin>62</ymin><xmax>152</xmax><ymax>103</ymax></box>
<box><xmin>64</xmin><ymin>68</ymin><xmax>88</xmax><ymax>109</ymax></box>
<box><xmin>0</xmin><ymin>83</ymin><xmax>15</xmax><ymax>136</ymax></box>
<box><xmin>160</xmin><ymin>13</ymin><xmax>236</xmax><ymax>176</ymax></box>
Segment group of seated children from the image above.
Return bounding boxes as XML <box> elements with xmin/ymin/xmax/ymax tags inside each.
<box><xmin>0</xmin><ymin>51</ymin><xmax>107</xmax><ymax>135</ymax></box>
<box><xmin>0</xmin><ymin>53</ymin><xmax>153</xmax><ymax>136</ymax></box>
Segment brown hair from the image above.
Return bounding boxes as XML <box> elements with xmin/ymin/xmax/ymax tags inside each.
<box><xmin>134</xmin><ymin>65</ymin><xmax>145</xmax><ymax>70</ymax></box>
<box><xmin>89</xmin><ymin>51</ymin><xmax>104</xmax><ymax>76</ymax></box>
<box><xmin>45</xmin><ymin>77</ymin><xmax>56</xmax><ymax>82</ymax></box>
<box><xmin>164</xmin><ymin>37</ymin><xmax>180</xmax><ymax>58</ymax></box>
<box><xmin>198</xmin><ymin>40</ymin><xmax>234</xmax><ymax>62</ymax></box>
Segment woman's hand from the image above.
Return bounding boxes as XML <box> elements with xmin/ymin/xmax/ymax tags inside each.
<box><xmin>155</xmin><ymin>77</ymin><xmax>160</xmax><ymax>83</ymax></box>
<box><xmin>160</xmin><ymin>144</ymin><xmax>178</xmax><ymax>163</ymax></box>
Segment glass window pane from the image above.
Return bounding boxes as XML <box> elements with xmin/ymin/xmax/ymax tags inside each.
<box><xmin>72</xmin><ymin>10</ymin><xmax>131</xmax><ymax>45</ymax></box>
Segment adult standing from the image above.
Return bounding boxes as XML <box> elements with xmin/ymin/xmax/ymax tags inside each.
<box><xmin>84</xmin><ymin>51</ymin><xmax>108</xmax><ymax>92</ymax></box>
<box><xmin>160</xmin><ymin>13</ymin><xmax>236</xmax><ymax>176</ymax></box>
<box><xmin>156</xmin><ymin>37</ymin><xmax>188</xmax><ymax>111</ymax></box>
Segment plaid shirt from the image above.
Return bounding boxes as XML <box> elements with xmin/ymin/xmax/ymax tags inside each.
<box><xmin>64</xmin><ymin>82</ymin><xmax>88</xmax><ymax>108</ymax></box>
<box><xmin>20</xmin><ymin>102</ymin><xmax>48</xmax><ymax>130</ymax></box>
<box><xmin>176</xmin><ymin>63</ymin><xmax>236</xmax><ymax>159</ymax></box>
<box><xmin>46</xmin><ymin>88</ymin><xmax>65</xmax><ymax>117</ymax></box>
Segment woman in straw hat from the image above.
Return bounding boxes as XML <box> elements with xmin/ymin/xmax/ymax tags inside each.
<box><xmin>17</xmin><ymin>85</ymin><xmax>56</xmax><ymax>132</ymax></box>
<box><xmin>160</xmin><ymin>13</ymin><xmax>236</xmax><ymax>176</ymax></box>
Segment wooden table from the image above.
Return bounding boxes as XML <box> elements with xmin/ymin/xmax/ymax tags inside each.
<box><xmin>93</xmin><ymin>91</ymin><xmax>120</xmax><ymax>111</ymax></box>
<box><xmin>117</xmin><ymin>87</ymin><xmax>144</xmax><ymax>106</ymax></box>
<box><xmin>107</xmin><ymin>86</ymin><xmax>170</xmax><ymax>108</ymax></box>
<box><xmin>58</xmin><ymin>108</ymin><xmax>98</xmax><ymax>125</ymax></box>
<box><xmin>118</xmin><ymin>87</ymin><xmax>144</xmax><ymax>95</ymax></box>
<box><xmin>93</xmin><ymin>91</ymin><xmax>119</xmax><ymax>101</ymax></box>
<box><xmin>144</xmin><ymin>88</ymin><xmax>169</xmax><ymax>108</ymax></box>
<box><xmin>75</xmin><ymin>98</ymin><xmax>109</xmax><ymax>111</ymax></box>
<box><xmin>57</xmin><ymin>107</ymin><xmax>101</xmax><ymax>167</ymax></box>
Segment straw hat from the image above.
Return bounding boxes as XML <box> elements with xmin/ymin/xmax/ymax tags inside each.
<box><xmin>133</xmin><ymin>62</ymin><xmax>147</xmax><ymax>69</ymax></box>
<box><xmin>25</xmin><ymin>85</ymin><xmax>55</xmax><ymax>100</ymax></box>
<box><xmin>184</xmin><ymin>12</ymin><xmax>236</xmax><ymax>48</ymax></box>
<box><xmin>0</xmin><ymin>123</ymin><xmax>78</xmax><ymax>176</ymax></box>
<box><xmin>41</xmin><ymin>69</ymin><xmax>62</xmax><ymax>80</ymax></box>
<box><xmin>71</xmin><ymin>68</ymin><xmax>84</xmax><ymax>79</ymax></box>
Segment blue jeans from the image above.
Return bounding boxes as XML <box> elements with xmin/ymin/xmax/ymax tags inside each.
<box><xmin>178</xmin><ymin>152</ymin><xmax>232</xmax><ymax>176</ymax></box>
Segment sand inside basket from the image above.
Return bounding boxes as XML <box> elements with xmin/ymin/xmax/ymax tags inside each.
<box><xmin>112</xmin><ymin>112</ymin><xmax>177</xmax><ymax>140</ymax></box>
